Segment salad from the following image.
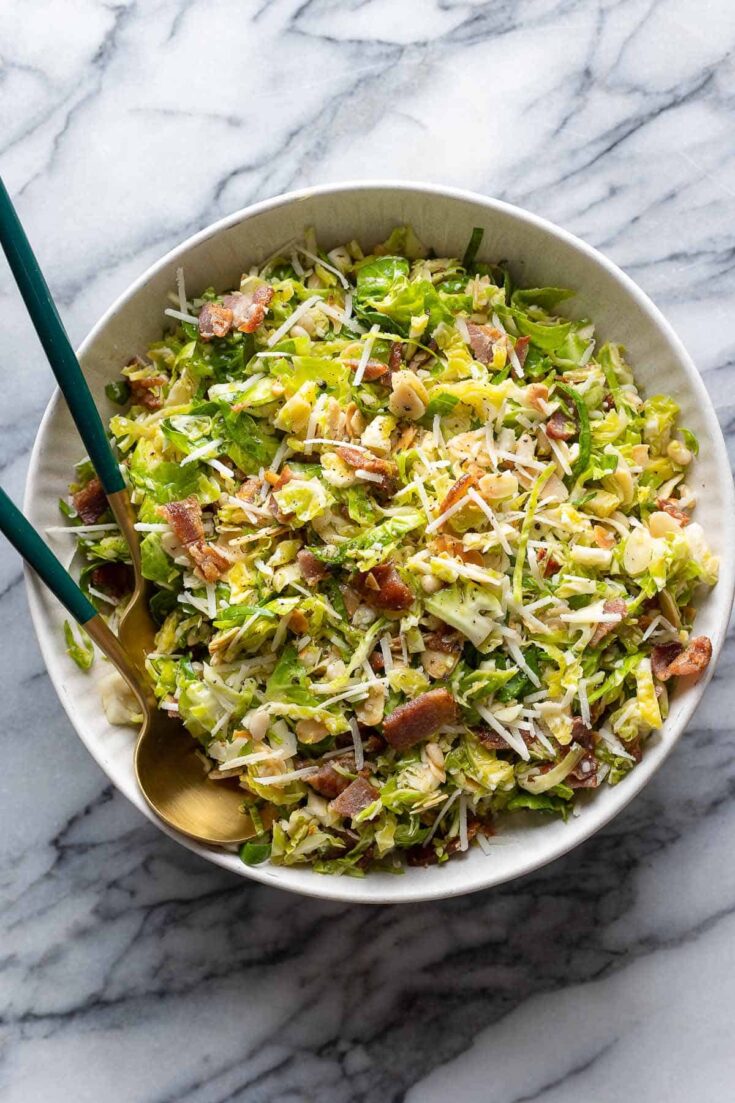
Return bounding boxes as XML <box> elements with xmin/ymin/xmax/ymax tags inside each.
<box><xmin>63</xmin><ymin>224</ymin><xmax>718</xmax><ymax>875</ymax></box>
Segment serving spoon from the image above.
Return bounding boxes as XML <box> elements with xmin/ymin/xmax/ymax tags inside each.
<box><xmin>0</xmin><ymin>179</ymin><xmax>269</xmax><ymax>845</ymax></box>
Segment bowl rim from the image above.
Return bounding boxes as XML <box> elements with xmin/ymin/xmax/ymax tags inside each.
<box><xmin>24</xmin><ymin>179</ymin><xmax>735</xmax><ymax>903</ymax></box>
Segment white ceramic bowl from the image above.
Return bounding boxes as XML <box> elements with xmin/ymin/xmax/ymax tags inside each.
<box><xmin>24</xmin><ymin>182</ymin><xmax>735</xmax><ymax>903</ymax></box>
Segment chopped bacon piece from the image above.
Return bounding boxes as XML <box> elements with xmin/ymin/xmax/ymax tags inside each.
<box><xmin>389</xmin><ymin>342</ymin><xmax>404</xmax><ymax>372</ymax></box>
<box><xmin>304</xmin><ymin>754</ymin><xmax>355</xmax><ymax>799</ymax></box>
<box><xmin>590</xmin><ymin>598</ymin><xmax>627</xmax><ymax>647</ymax></box>
<box><xmin>657</xmin><ymin>497</ymin><xmax>691</xmax><ymax>526</ymax></box>
<box><xmin>198</xmin><ymin>302</ymin><xmax>233</xmax><ymax>340</ymax></box>
<box><xmin>297</xmin><ymin>548</ymin><xmax>328</xmax><ymax>587</ymax></box>
<box><xmin>438</xmin><ymin>473</ymin><xmax>478</xmax><ymax>516</ymax></box>
<box><xmin>536</xmin><ymin>548</ymin><xmax>560</xmax><ymax>578</ymax></box>
<box><xmin>355</xmin><ymin>563</ymin><xmax>413</xmax><ymax>612</ymax></box>
<box><xmin>546</xmin><ymin>407</ymin><xmax>577</xmax><ymax>440</ymax></box>
<box><xmin>423</xmin><ymin>627</ymin><xmax>463</xmax><ymax>654</ymax></box>
<box><xmin>369</xmin><ymin>649</ymin><xmax>384</xmax><ymax>673</ymax></box>
<box><xmin>568</xmin><ymin>752</ymin><xmax>599</xmax><ymax>789</ymax></box>
<box><xmin>161</xmin><ymin>497</ymin><xmax>229</xmax><ymax>582</ymax></box>
<box><xmin>335</xmin><ymin>445</ymin><xmax>396</xmax><ymax>478</ymax></box>
<box><xmin>602</xmin><ymin>392</ymin><xmax>615</xmax><ymax>411</ymax></box>
<box><xmin>383</xmin><ymin>688</ymin><xmax>456</xmax><ymax>751</ymax></box>
<box><xmin>188</xmin><ymin>542</ymin><xmax>231</xmax><ymax>583</ymax></box>
<box><xmin>476</xmin><ymin>727</ymin><xmax>510</xmax><ymax>751</ymax></box>
<box><xmin>467</xmin><ymin>323</ymin><xmax>503</xmax><ymax>365</ymax></box>
<box><xmin>653</xmin><ymin>635</ymin><xmax>712</xmax><ymax>681</ymax></box>
<box><xmin>223</xmin><ymin>286</ymin><xmax>274</xmax><ymax>334</ymax></box>
<box><xmin>130</xmin><ymin>373</ymin><xmax>168</xmax><ymax>410</ymax></box>
<box><xmin>335</xmin><ymin>444</ymin><xmax>397</xmax><ymax>494</ymax></box>
<box><xmin>344</xmin><ymin>358</ymin><xmax>389</xmax><ymax>381</ymax></box>
<box><xmin>73</xmin><ymin>477</ymin><xmax>107</xmax><ymax>524</ymax></box>
<box><xmin>571</xmin><ymin>717</ymin><xmax>596</xmax><ymax>749</ymax></box>
<box><xmin>514</xmin><ymin>335</ymin><xmax>531</xmax><ymax>368</ymax></box>
<box><xmin>90</xmin><ymin>562</ymin><xmax>134</xmax><ymax>600</ymax></box>
<box><xmin>162</xmin><ymin>496</ymin><xmax>205</xmax><ymax>546</ymax></box>
<box><xmin>330</xmin><ymin>776</ymin><xmax>378</xmax><ymax>819</ymax></box>
<box><xmin>651</xmin><ymin>642</ymin><xmax>683</xmax><ymax>680</ymax></box>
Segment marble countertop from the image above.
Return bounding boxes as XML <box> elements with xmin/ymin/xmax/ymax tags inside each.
<box><xmin>2</xmin><ymin>1</ymin><xmax>735</xmax><ymax>1099</ymax></box>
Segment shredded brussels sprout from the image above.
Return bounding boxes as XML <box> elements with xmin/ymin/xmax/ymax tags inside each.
<box><xmin>65</xmin><ymin>224</ymin><xmax>718</xmax><ymax>875</ymax></box>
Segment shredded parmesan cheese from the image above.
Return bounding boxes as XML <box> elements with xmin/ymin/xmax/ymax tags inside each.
<box><xmin>164</xmin><ymin>306</ymin><xmax>199</xmax><ymax>326</ymax></box>
<box><xmin>353</xmin><ymin>324</ymin><xmax>381</xmax><ymax>386</ymax></box>
<box><xmin>266</xmin><ymin>295</ymin><xmax>321</xmax><ymax>347</ymax></box>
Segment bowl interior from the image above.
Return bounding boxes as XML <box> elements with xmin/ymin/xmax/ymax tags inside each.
<box><xmin>24</xmin><ymin>182</ymin><xmax>735</xmax><ymax>903</ymax></box>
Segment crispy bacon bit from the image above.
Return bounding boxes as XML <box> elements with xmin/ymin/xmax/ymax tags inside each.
<box><xmin>423</xmin><ymin>627</ymin><xmax>463</xmax><ymax>654</ymax></box>
<box><xmin>439</xmin><ymin>473</ymin><xmax>478</xmax><ymax>517</ymax></box>
<box><xmin>335</xmin><ymin>444</ymin><xmax>397</xmax><ymax>494</ymax></box>
<box><xmin>476</xmin><ymin>727</ymin><xmax>510</xmax><ymax>751</ymax></box>
<box><xmin>130</xmin><ymin>373</ymin><xmax>168</xmax><ymax>410</ymax></box>
<box><xmin>344</xmin><ymin>358</ymin><xmax>389</xmax><ymax>381</ymax></box>
<box><xmin>571</xmin><ymin>717</ymin><xmax>596</xmax><ymax>748</ymax></box>
<box><xmin>369</xmin><ymin>650</ymin><xmax>384</xmax><ymax>673</ymax></box>
<box><xmin>304</xmin><ymin>754</ymin><xmax>356</xmax><ymax>799</ymax></box>
<box><xmin>389</xmin><ymin>342</ymin><xmax>404</xmax><ymax>372</ymax></box>
<box><xmin>336</xmin><ymin>445</ymin><xmax>396</xmax><ymax>478</ymax></box>
<box><xmin>297</xmin><ymin>548</ymin><xmax>328</xmax><ymax>587</ymax></box>
<box><xmin>467</xmin><ymin>323</ymin><xmax>503</xmax><ymax>365</ymax></box>
<box><xmin>514</xmin><ymin>335</ymin><xmax>531</xmax><ymax>368</ymax></box>
<box><xmin>73</xmin><ymin>477</ymin><xmax>107</xmax><ymax>524</ymax></box>
<box><xmin>602</xmin><ymin>392</ymin><xmax>615</xmax><ymax>411</ymax></box>
<box><xmin>198</xmin><ymin>302</ymin><xmax>233</xmax><ymax>340</ymax></box>
<box><xmin>188</xmin><ymin>543</ymin><xmax>231</xmax><ymax>583</ymax></box>
<box><xmin>651</xmin><ymin>641</ymin><xmax>683</xmax><ymax>680</ymax></box>
<box><xmin>590</xmin><ymin>598</ymin><xmax>627</xmax><ymax>647</ymax></box>
<box><xmin>161</xmin><ymin>497</ymin><xmax>230</xmax><ymax>582</ymax></box>
<box><xmin>330</xmin><ymin>775</ymin><xmax>378</xmax><ymax>819</ymax></box>
<box><xmin>383</xmin><ymin>688</ymin><xmax>456</xmax><ymax>751</ymax></box>
<box><xmin>536</xmin><ymin>548</ymin><xmax>560</xmax><ymax>578</ymax></box>
<box><xmin>568</xmin><ymin>752</ymin><xmax>599</xmax><ymax>789</ymax></box>
<box><xmin>355</xmin><ymin>563</ymin><xmax>413</xmax><ymax>611</ymax></box>
<box><xmin>657</xmin><ymin>497</ymin><xmax>691</xmax><ymax>526</ymax></box>
<box><xmin>653</xmin><ymin>635</ymin><xmax>712</xmax><ymax>681</ymax></box>
<box><xmin>162</xmin><ymin>496</ymin><xmax>205</xmax><ymax>546</ymax></box>
<box><xmin>223</xmin><ymin>285</ymin><xmax>274</xmax><ymax>334</ymax></box>
<box><xmin>546</xmin><ymin>407</ymin><xmax>578</xmax><ymax>440</ymax></box>
<box><xmin>90</xmin><ymin>562</ymin><xmax>134</xmax><ymax>600</ymax></box>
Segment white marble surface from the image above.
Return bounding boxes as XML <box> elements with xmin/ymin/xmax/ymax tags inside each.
<box><xmin>2</xmin><ymin>1</ymin><xmax>735</xmax><ymax>1099</ymax></box>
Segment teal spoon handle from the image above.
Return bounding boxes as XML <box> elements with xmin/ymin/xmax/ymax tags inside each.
<box><xmin>0</xmin><ymin>178</ymin><xmax>124</xmax><ymax>494</ymax></box>
<box><xmin>0</xmin><ymin>487</ymin><xmax>96</xmax><ymax>625</ymax></box>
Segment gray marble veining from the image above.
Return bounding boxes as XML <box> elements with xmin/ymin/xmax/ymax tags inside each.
<box><xmin>2</xmin><ymin>1</ymin><xmax>735</xmax><ymax>1099</ymax></box>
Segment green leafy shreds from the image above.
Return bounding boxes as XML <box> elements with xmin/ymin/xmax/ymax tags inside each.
<box><xmin>64</xmin><ymin>621</ymin><xmax>95</xmax><ymax>671</ymax></box>
<box><xmin>65</xmin><ymin>223</ymin><xmax>717</xmax><ymax>875</ymax></box>
<box><xmin>462</xmin><ymin>227</ymin><xmax>484</xmax><ymax>269</ymax></box>
<box><xmin>512</xmin><ymin>463</ymin><xmax>556</xmax><ymax>602</ymax></box>
<box><xmin>556</xmin><ymin>382</ymin><xmax>591</xmax><ymax>476</ymax></box>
